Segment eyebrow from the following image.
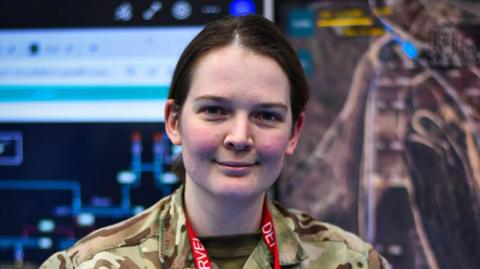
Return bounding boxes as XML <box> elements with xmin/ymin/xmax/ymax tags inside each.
<box><xmin>193</xmin><ymin>95</ymin><xmax>288</xmax><ymax>110</ymax></box>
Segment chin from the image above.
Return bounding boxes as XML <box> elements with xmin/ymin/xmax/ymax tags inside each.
<box><xmin>208</xmin><ymin>179</ymin><xmax>267</xmax><ymax>200</ymax></box>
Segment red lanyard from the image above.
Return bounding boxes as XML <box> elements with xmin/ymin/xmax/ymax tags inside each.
<box><xmin>184</xmin><ymin>200</ymin><xmax>281</xmax><ymax>269</ymax></box>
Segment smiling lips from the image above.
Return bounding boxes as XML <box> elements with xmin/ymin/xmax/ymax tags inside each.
<box><xmin>215</xmin><ymin>160</ymin><xmax>257</xmax><ymax>176</ymax></box>
<box><xmin>216</xmin><ymin>160</ymin><xmax>256</xmax><ymax>167</ymax></box>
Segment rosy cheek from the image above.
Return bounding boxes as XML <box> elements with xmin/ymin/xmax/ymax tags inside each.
<box><xmin>257</xmin><ymin>134</ymin><xmax>290</xmax><ymax>160</ymax></box>
<box><xmin>182</xmin><ymin>124</ymin><xmax>221</xmax><ymax>157</ymax></box>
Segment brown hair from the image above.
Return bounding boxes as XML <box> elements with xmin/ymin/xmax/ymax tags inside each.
<box><xmin>168</xmin><ymin>14</ymin><xmax>310</xmax><ymax>180</ymax></box>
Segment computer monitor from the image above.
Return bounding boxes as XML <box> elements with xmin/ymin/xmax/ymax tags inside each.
<box><xmin>0</xmin><ymin>0</ymin><xmax>272</xmax><ymax>265</ymax></box>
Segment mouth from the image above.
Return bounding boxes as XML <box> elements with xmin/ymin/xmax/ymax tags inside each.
<box><xmin>214</xmin><ymin>160</ymin><xmax>257</xmax><ymax>176</ymax></box>
<box><xmin>215</xmin><ymin>160</ymin><xmax>257</xmax><ymax>167</ymax></box>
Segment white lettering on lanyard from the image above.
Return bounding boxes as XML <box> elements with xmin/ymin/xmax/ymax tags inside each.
<box><xmin>192</xmin><ymin>238</ymin><xmax>211</xmax><ymax>269</ymax></box>
<box><xmin>262</xmin><ymin>221</ymin><xmax>276</xmax><ymax>248</ymax></box>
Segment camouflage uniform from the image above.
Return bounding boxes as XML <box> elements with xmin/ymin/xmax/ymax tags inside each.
<box><xmin>41</xmin><ymin>186</ymin><xmax>391</xmax><ymax>269</ymax></box>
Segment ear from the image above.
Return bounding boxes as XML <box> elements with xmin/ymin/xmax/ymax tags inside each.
<box><xmin>164</xmin><ymin>99</ymin><xmax>182</xmax><ymax>145</ymax></box>
<box><xmin>285</xmin><ymin>112</ymin><xmax>305</xmax><ymax>156</ymax></box>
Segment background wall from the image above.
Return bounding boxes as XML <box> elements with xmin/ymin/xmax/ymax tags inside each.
<box><xmin>276</xmin><ymin>1</ymin><xmax>480</xmax><ymax>268</ymax></box>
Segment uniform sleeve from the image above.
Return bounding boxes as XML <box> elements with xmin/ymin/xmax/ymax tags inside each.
<box><xmin>40</xmin><ymin>251</ymin><xmax>75</xmax><ymax>269</ymax></box>
<box><xmin>368</xmin><ymin>248</ymin><xmax>392</xmax><ymax>269</ymax></box>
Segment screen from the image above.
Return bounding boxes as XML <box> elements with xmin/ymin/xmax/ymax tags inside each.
<box><xmin>0</xmin><ymin>27</ymin><xmax>197</xmax><ymax>122</ymax></box>
<box><xmin>0</xmin><ymin>0</ymin><xmax>271</xmax><ymax>266</ymax></box>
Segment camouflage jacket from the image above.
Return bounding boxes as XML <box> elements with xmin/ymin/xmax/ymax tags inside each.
<box><xmin>41</xmin><ymin>186</ymin><xmax>391</xmax><ymax>269</ymax></box>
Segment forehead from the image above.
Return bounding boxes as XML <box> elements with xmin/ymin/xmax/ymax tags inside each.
<box><xmin>188</xmin><ymin>44</ymin><xmax>290</xmax><ymax>105</ymax></box>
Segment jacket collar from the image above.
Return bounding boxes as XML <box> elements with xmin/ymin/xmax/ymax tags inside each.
<box><xmin>158</xmin><ymin>185</ymin><xmax>308</xmax><ymax>268</ymax></box>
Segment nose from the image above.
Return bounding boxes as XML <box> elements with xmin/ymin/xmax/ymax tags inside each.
<box><xmin>224</xmin><ymin>114</ymin><xmax>253</xmax><ymax>151</ymax></box>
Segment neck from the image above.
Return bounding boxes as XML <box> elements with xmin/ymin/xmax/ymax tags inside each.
<box><xmin>183</xmin><ymin>179</ymin><xmax>265</xmax><ymax>237</ymax></box>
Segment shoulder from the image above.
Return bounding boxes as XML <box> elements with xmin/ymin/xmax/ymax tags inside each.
<box><xmin>42</xmin><ymin>195</ymin><xmax>173</xmax><ymax>267</ymax></box>
<box><xmin>274</xmin><ymin>203</ymin><xmax>391</xmax><ymax>268</ymax></box>
<box><xmin>274</xmin><ymin>203</ymin><xmax>366</xmax><ymax>251</ymax></box>
<box><xmin>40</xmin><ymin>251</ymin><xmax>73</xmax><ymax>269</ymax></box>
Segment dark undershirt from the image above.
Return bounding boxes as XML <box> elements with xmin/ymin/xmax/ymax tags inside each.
<box><xmin>199</xmin><ymin>233</ymin><xmax>261</xmax><ymax>269</ymax></box>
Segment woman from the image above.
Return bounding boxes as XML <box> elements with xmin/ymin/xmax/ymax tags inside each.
<box><xmin>41</xmin><ymin>15</ymin><xmax>390</xmax><ymax>269</ymax></box>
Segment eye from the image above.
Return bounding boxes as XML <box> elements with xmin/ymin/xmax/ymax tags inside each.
<box><xmin>255</xmin><ymin>111</ymin><xmax>281</xmax><ymax>122</ymax></box>
<box><xmin>199</xmin><ymin>105</ymin><xmax>228</xmax><ymax>120</ymax></box>
<box><xmin>204</xmin><ymin>106</ymin><xmax>224</xmax><ymax>115</ymax></box>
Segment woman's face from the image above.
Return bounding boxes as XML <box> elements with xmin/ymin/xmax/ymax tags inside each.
<box><xmin>165</xmin><ymin>43</ymin><xmax>304</xmax><ymax>200</ymax></box>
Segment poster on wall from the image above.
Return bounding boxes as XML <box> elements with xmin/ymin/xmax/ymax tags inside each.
<box><xmin>276</xmin><ymin>0</ymin><xmax>480</xmax><ymax>268</ymax></box>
